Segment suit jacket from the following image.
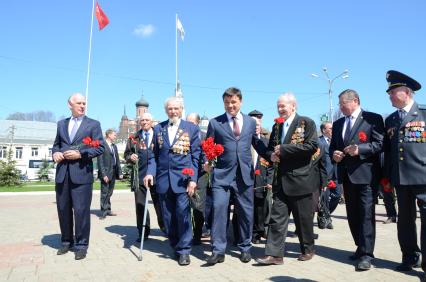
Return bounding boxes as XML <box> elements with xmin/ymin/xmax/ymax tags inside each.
<box><xmin>147</xmin><ymin>120</ymin><xmax>201</xmax><ymax>194</ymax></box>
<box><xmin>383</xmin><ymin>102</ymin><xmax>426</xmax><ymax>186</ymax></box>
<box><xmin>319</xmin><ymin>135</ymin><xmax>335</xmax><ymax>180</ymax></box>
<box><xmin>52</xmin><ymin>116</ymin><xmax>104</xmax><ymax>184</ymax></box>
<box><xmin>206</xmin><ymin>113</ymin><xmax>267</xmax><ymax>188</ymax></box>
<box><xmin>124</xmin><ymin>129</ymin><xmax>153</xmax><ymax>188</ymax></box>
<box><xmin>267</xmin><ymin>114</ymin><xmax>318</xmax><ymax>196</ymax></box>
<box><xmin>98</xmin><ymin>143</ymin><xmax>122</xmax><ymax>181</ymax></box>
<box><xmin>254</xmin><ymin>136</ymin><xmax>274</xmax><ymax>197</ymax></box>
<box><xmin>312</xmin><ymin>139</ymin><xmax>328</xmax><ymax>190</ymax></box>
<box><xmin>329</xmin><ymin>110</ymin><xmax>384</xmax><ymax>185</ymax></box>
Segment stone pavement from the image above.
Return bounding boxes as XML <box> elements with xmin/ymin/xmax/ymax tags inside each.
<box><xmin>0</xmin><ymin>190</ymin><xmax>423</xmax><ymax>282</ymax></box>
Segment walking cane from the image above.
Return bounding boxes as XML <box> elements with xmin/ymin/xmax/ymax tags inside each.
<box><xmin>138</xmin><ymin>186</ymin><xmax>151</xmax><ymax>261</ymax></box>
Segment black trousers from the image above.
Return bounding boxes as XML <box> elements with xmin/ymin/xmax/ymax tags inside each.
<box><xmin>395</xmin><ymin>185</ymin><xmax>426</xmax><ymax>270</ymax></box>
<box><xmin>343</xmin><ymin>176</ymin><xmax>376</xmax><ymax>258</ymax></box>
<box><xmin>265</xmin><ymin>188</ymin><xmax>314</xmax><ymax>257</ymax></box>
<box><xmin>383</xmin><ymin>188</ymin><xmax>397</xmax><ymax>218</ymax></box>
<box><xmin>100</xmin><ymin>176</ymin><xmax>115</xmax><ymax>216</ymax></box>
<box><xmin>253</xmin><ymin>195</ymin><xmax>267</xmax><ymax>238</ymax></box>
<box><xmin>55</xmin><ymin>171</ymin><xmax>93</xmax><ymax>250</ymax></box>
<box><xmin>134</xmin><ymin>184</ymin><xmax>164</xmax><ymax>238</ymax></box>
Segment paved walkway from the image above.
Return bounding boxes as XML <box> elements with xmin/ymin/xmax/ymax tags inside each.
<box><xmin>0</xmin><ymin>191</ymin><xmax>423</xmax><ymax>281</ymax></box>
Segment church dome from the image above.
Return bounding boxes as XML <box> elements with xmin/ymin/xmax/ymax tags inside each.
<box><xmin>136</xmin><ymin>95</ymin><xmax>149</xmax><ymax>107</ymax></box>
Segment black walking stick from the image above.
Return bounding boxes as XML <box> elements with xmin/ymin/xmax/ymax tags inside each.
<box><xmin>138</xmin><ymin>186</ymin><xmax>151</xmax><ymax>261</ymax></box>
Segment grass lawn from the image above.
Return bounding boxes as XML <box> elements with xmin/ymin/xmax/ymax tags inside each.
<box><xmin>0</xmin><ymin>180</ymin><xmax>131</xmax><ymax>192</ymax></box>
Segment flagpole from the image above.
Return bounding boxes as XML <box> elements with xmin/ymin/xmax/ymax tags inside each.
<box><xmin>85</xmin><ymin>0</ymin><xmax>95</xmax><ymax>113</ymax></box>
<box><xmin>175</xmin><ymin>13</ymin><xmax>178</xmax><ymax>96</ymax></box>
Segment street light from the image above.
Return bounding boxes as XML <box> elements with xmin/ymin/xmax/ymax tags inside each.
<box><xmin>311</xmin><ymin>68</ymin><xmax>349</xmax><ymax>123</ymax></box>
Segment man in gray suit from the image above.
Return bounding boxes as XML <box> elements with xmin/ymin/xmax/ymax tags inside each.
<box><xmin>383</xmin><ymin>70</ymin><xmax>426</xmax><ymax>278</ymax></box>
<box><xmin>205</xmin><ymin>87</ymin><xmax>267</xmax><ymax>265</ymax></box>
<box><xmin>98</xmin><ymin>129</ymin><xmax>123</xmax><ymax>219</ymax></box>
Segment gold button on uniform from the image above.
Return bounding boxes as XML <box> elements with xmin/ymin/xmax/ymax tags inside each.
<box><xmin>399</xmin><ymin>148</ymin><xmax>404</xmax><ymax>152</ymax></box>
<box><xmin>400</xmin><ymin>157</ymin><xmax>404</xmax><ymax>161</ymax></box>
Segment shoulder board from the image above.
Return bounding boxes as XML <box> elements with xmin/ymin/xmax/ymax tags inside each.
<box><xmin>418</xmin><ymin>104</ymin><xmax>426</xmax><ymax>110</ymax></box>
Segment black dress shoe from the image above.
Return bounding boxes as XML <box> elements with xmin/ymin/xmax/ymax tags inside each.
<box><xmin>349</xmin><ymin>251</ymin><xmax>361</xmax><ymax>261</ymax></box>
<box><xmin>383</xmin><ymin>217</ymin><xmax>397</xmax><ymax>224</ymax></box>
<box><xmin>74</xmin><ymin>250</ymin><xmax>87</xmax><ymax>260</ymax></box>
<box><xmin>240</xmin><ymin>252</ymin><xmax>251</xmax><ymax>263</ymax></box>
<box><xmin>99</xmin><ymin>215</ymin><xmax>106</xmax><ymax>220</ymax></box>
<box><xmin>178</xmin><ymin>254</ymin><xmax>190</xmax><ymax>266</ymax></box>
<box><xmin>206</xmin><ymin>253</ymin><xmax>225</xmax><ymax>265</ymax></box>
<box><xmin>57</xmin><ymin>245</ymin><xmax>71</xmax><ymax>255</ymax></box>
<box><xmin>251</xmin><ymin>236</ymin><xmax>261</xmax><ymax>244</ymax></box>
<box><xmin>356</xmin><ymin>256</ymin><xmax>372</xmax><ymax>271</ymax></box>
<box><xmin>298</xmin><ymin>251</ymin><xmax>315</xmax><ymax>261</ymax></box>
<box><xmin>193</xmin><ymin>238</ymin><xmax>202</xmax><ymax>246</ymax></box>
<box><xmin>326</xmin><ymin>222</ymin><xmax>334</xmax><ymax>229</ymax></box>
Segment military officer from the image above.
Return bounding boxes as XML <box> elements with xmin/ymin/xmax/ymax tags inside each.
<box><xmin>383</xmin><ymin>70</ymin><xmax>426</xmax><ymax>278</ymax></box>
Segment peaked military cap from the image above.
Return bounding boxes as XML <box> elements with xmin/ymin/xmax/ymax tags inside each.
<box><xmin>386</xmin><ymin>70</ymin><xmax>421</xmax><ymax>92</ymax></box>
<box><xmin>248</xmin><ymin>109</ymin><xmax>263</xmax><ymax>118</ymax></box>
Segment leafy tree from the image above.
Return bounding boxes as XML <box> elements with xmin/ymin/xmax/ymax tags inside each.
<box><xmin>0</xmin><ymin>147</ymin><xmax>21</xmax><ymax>186</ymax></box>
<box><xmin>37</xmin><ymin>159</ymin><xmax>52</xmax><ymax>181</ymax></box>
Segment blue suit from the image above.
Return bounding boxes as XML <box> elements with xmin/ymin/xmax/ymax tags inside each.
<box><xmin>206</xmin><ymin>113</ymin><xmax>267</xmax><ymax>254</ymax></box>
<box><xmin>147</xmin><ymin>120</ymin><xmax>201</xmax><ymax>254</ymax></box>
<box><xmin>52</xmin><ymin>116</ymin><xmax>104</xmax><ymax>250</ymax></box>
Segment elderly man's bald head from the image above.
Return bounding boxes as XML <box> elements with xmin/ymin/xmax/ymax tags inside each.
<box><xmin>68</xmin><ymin>93</ymin><xmax>86</xmax><ymax>117</ymax></box>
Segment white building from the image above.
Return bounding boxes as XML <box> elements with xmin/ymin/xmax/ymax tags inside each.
<box><xmin>0</xmin><ymin>120</ymin><xmax>56</xmax><ymax>180</ymax></box>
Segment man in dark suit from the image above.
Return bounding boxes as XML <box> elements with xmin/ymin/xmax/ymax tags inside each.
<box><xmin>124</xmin><ymin>112</ymin><xmax>164</xmax><ymax>242</ymax></box>
<box><xmin>97</xmin><ymin>129</ymin><xmax>123</xmax><ymax>219</ymax></box>
<box><xmin>382</xmin><ymin>70</ymin><xmax>426</xmax><ymax>278</ymax></box>
<box><xmin>205</xmin><ymin>87</ymin><xmax>267</xmax><ymax>265</ymax></box>
<box><xmin>318</xmin><ymin>122</ymin><xmax>341</xmax><ymax>229</ymax></box>
<box><xmin>256</xmin><ymin>93</ymin><xmax>318</xmax><ymax>265</ymax></box>
<box><xmin>52</xmin><ymin>93</ymin><xmax>104</xmax><ymax>260</ymax></box>
<box><xmin>144</xmin><ymin>97</ymin><xmax>201</xmax><ymax>266</ymax></box>
<box><xmin>249</xmin><ymin>113</ymin><xmax>273</xmax><ymax>244</ymax></box>
<box><xmin>329</xmin><ymin>89</ymin><xmax>384</xmax><ymax>271</ymax></box>
<box><xmin>186</xmin><ymin>113</ymin><xmax>208</xmax><ymax>245</ymax></box>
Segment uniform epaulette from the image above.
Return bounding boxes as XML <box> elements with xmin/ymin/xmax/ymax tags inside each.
<box><xmin>418</xmin><ymin>104</ymin><xmax>426</xmax><ymax>111</ymax></box>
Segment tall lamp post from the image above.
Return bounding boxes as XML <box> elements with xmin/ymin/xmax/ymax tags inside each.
<box><xmin>312</xmin><ymin>67</ymin><xmax>349</xmax><ymax>123</ymax></box>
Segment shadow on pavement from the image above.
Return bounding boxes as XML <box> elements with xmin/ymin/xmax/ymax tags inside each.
<box><xmin>269</xmin><ymin>276</ymin><xmax>315</xmax><ymax>282</ymax></box>
<box><xmin>41</xmin><ymin>233</ymin><xmax>62</xmax><ymax>250</ymax></box>
<box><xmin>105</xmin><ymin>225</ymin><xmax>174</xmax><ymax>260</ymax></box>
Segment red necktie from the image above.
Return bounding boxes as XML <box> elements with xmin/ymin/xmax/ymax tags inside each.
<box><xmin>232</xmin><ymin>117</ymin><xmax>240</xmax><ymax>138</ymax></box>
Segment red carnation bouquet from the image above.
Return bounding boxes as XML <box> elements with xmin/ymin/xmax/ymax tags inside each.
<box><xmin>71</xmin><ymin>136</ymin><xmax>101</xmax><ymax>150</ymax></box>
<box><xmin>128</xmin><ymin>134</ymin><xmax>139</xmax><ymax>189</ymax></box>
<box><xmin>201</xmin><ymin>137</ymin><xmax>224</xmax><ymax>167</ymax></box>
<box><xmin>380</xmin><ymin>178</ymin><xmax>393</xmax><ymax>193</ymax></box>
<box><xmin>358</xmin><ymin>131</ymin><xmax>367</xmax><ymax>143</ymax></box>
<box><xmin>182</xmin><ymin>168</ymin><xmax>195</xmax><ymax>177</ymax></box>
<box><xmin>254</xmin><ymin>169</ymin><xmax>261</xmax><ymax>175</ymax></box>
<box><xmin>272</xmin><ymin>117</ymin><xmax>285</xmax><ymax>185</ymax></box>
<box><xmin>327</xmin><ymin>180</ymin><xmax>337</xmax><ymax>189</ymax></box>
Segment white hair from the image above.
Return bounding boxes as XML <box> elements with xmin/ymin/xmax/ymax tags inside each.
<box><xmin>140</xmin><ymin>112</ymin><xmax>153</xmax><ymax>121</ymax></box>
<box><xmin>164</xmin><ymin>96</ymin><xmax>183</xmax><ymax>110</ymax></box>
<box><xmin>277</xmin><ymin>92</ymin><xmax>297</xmax><ymax>108</ymax></box>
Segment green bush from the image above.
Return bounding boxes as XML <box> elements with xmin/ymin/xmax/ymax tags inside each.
<box><xmin>0</xmin><ymin>148</ymin><xmax>21</xmax><ymax>186</ymax></box>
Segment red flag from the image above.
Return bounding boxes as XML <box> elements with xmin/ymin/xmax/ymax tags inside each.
<box><xmin>95</xmin><ymin>2</ymin><xmax>109</xmax><ymax>30</ymax></box>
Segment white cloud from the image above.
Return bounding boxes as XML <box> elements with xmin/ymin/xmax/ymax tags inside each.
<box><xmin>133</xmin><ymin>24</ymin><xmax>155</xmax><ymax>38</ymax></box>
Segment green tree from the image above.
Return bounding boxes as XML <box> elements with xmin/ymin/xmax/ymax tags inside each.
<box><xmin>37</xmin><ymin>159</ymin><xmax>52</xmax><ymax>181</ymax></box>
<box><xmin>0</xmin><ymin>147</ymin><xmax>21</xmax><ymax>186</ymax></box>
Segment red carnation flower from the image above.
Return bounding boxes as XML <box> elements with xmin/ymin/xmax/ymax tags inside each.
<box><xmin>129</xmin><ymin>134</ymin><xmax>135</xmax><ymax>140</ymax></box>
<box><xmin>90</xmin><ymin>140</ymin><xmax>101</xmax><ymax>148</ymax></box>
<box><xmin>182</xmin><ymin>168</ymin><xmax>194</xmax><ymax>177</ymax></box>
<box><xmin>82</xmin><ymin>137</ymin><xmax>92</xmax><ymax>145</ymax></box>
<box><xmin>327</xmin><ymin>180</ymin><xmax>337</xmax><ymax>189</ymax></box>
<box><xmin>358</xmin><ymin>131</ymin><xmax>367</xmax><ymax>143</ymax></box>
<box><xmin>380</xmin><ymin>178</ymin><xmax>390</xmax><ymax>186</ymax></box>
<box><xmin>201</xmin><ymin>137</ymin><xmax>224</xmax><ymax>163</ymax></box>
<box><xmin>254</xmin><ymin>169</ymin><xmax>261</xmax><ymax>175</ymax></box>
<box><xmin>274</xmin><ymin>117</ymin><xmax>285</xmax><ymax>124</ymax></box>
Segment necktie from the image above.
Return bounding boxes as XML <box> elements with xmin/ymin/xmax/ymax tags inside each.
<box><xmin>110</xmin><ymin>144</ymin><xmax>116</xmax><ymax>165</ymax></box>
<box><xmin>281</xmin><ymin>122</ymin><xmax>288</xmax><ymax>143</ymax></box>
<box><xmin>399</xmin><ymin>109</ymin><xmax>406</xmax><ymax>121</ymax></box>
<box><xmin>232</xmin><ymin>117</ymin><xmax>240</xmax><ymax>139</ymax></box>
<box><xmin>343</xmin><ymin>116</ymin><xmax>352</xmax><ymax>144</ymax></box>
<box><xmin>144</xmin><ymin>131</ymin><xmax>150</xmax><ymax>146</ymax></box>
<box><xmin>69</xmin><ymin>117</ymin><xmax>79</xmax><ymax>142</ymax></box>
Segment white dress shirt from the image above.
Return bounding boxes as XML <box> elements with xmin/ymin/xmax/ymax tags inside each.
<box><xmin>168</xmin><ymin>119</ymin><xmax>181</xmax><ymax>144</ymax></box>
<box><xmin>226</xmin><ymin>112</ymin><xmax>243</xmax><ymax>134</ymax></box>
<box><xmin>341</xmin><ymin>107</ymin><xmax>361</xmax><ymax>140</ymax></box>
<box><xmin>68</xmin><ymin>116</ymin><xmax>84</xmax><ymax>138</ymax></box>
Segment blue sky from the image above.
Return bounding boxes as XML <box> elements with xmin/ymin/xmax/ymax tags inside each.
<box><xmin>1</xmin><ymin>0</ymin><xmax>425</xmax><ymax>130</ymax></box>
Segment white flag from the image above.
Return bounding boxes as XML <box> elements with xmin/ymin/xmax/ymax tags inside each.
<box><xmin>176</xmin><ymin>16</ymin><xmax>185</xmax><ymax>41</ymax></box>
